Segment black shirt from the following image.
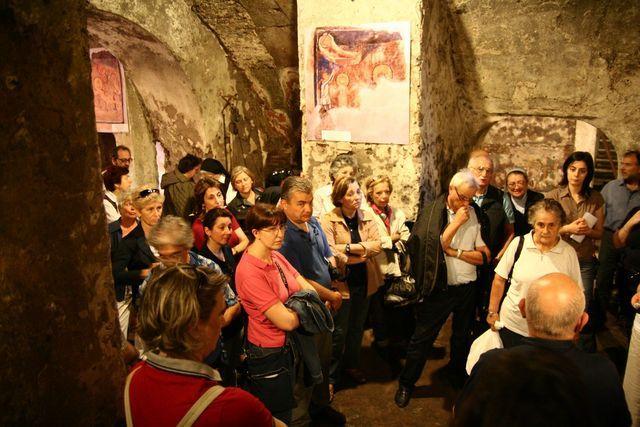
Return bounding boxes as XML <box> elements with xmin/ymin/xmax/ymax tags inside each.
<box><xmin>344</xmin><ymin>213</ymin><xmax>367</xmax><ymax>284</ymax></box>
<box><xmin>622</xmin><ymin>206</ymin><xmax>640</xmax><ymax>271</ymax></box>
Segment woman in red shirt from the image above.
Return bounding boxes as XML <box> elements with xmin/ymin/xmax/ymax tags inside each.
<box><xmin>235</xmin><ymin>203</ymin><xmax>317</xmax><ymax>425</ymax></box>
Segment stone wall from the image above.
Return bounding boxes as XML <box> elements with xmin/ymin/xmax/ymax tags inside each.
<box><xmin>297</xmin><ymin>0</ymin><xmax>425</xmax><ymax>220</ymax></box>
<box><xmin>0</xmin><ymin>1</ymin><xmax>124</xmax><ymax>423</ymax></box>
<box><xmin>88</xmin><ymin>0</ymin><xmax>293</xmax><ymax>181</ymax></box>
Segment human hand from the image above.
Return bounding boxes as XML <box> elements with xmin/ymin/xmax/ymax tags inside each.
<box><xmin>329</xmin><ymin>291</ymin><xmax>343</xmax><ymax>311</ymax></box>
<box><xmin>574</xmin><ymin>218</ymin><xmax>590</xmax><ymax>235</ymax></box>
<box><xmin>628</xmin><ymin>210</ymin><xmax>640</xmax><ymax>228</ymax></box>
<box><xmin>454</xmin><ymin>206</ymin><xmax>471</xmax><ymax>225</ymax></box>
<box><xmin>565</xmin><ymin>219</ymin><xmax>585</xmax><ymax>235</ymax></box>
<box><xmin>486</xmin><ymin>312</ymin><xmax>501</xmax><ymax>331</ymax></box>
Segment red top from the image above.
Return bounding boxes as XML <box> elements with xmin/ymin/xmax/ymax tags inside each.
<box><xmin>192</xmin><ymin>210</ymin><xmax>241</xmax><ymax>251</ymax></box>
<box><xmin>236</xmin><ymin>251</ymin><xmax>301</xmax><ymax>347</ymax></box>
<box><xmin>128</xmin><ymin>355</ymin><xmax>272</xmax><ymax>427</ymax></box>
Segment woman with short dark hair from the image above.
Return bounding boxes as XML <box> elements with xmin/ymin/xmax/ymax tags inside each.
<box><xmin>235</xmin><ymin>203</ymin><xmax>317</xmax><ymax>424</ymax></box>
<box><xmin>103</xmin><ymin>165</ymin><xmax>132</xmax><ymax>223</ymax></box>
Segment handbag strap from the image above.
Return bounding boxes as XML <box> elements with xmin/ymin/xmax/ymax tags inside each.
<box><xmin>176</xmin><ymin>385</ymin><xmax>226</xmax><ymax>427</ymax></box>
<box><xmin>274</xmin><ymin>261</ymin><xmax>290</xmax><ymax>292</ymax></box>
<box><xmin>124</xmin><ymin>366</ymin><xmax>142</xmax><ymax>427</ymax></box>
<box><xmin>504</xmin><ymin>236</ymin><xmax>525</xmax><ymax>294</ymax></box>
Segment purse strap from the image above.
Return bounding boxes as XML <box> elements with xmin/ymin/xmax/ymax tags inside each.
<box><xmin>124</xmin><ymin>366</ymin><xmax>142</xmax><ymax>427</ymax></box>
<box><xmin>503</xmin><ymin>236</ymin><xmax>525</xmax><ymax>294</ymax></box>
<box><xmin>176</xmin><ymin>385</ymin><xmax>226</xmax><ymax>427</ymax></box>
<box><xmin>274</xmin><ymin>261</ymin><xmax>290</xmax><ymax>292</ymax></box>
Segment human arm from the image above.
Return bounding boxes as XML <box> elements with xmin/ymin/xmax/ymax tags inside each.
<box><xmin>440</xmin><ymin>206</ymin><xmax>469</xmax><ymax>251</ymax></box>
<box><xmin>613</xmin><ymin>209</ymin><xmax>640</xmax><ymax>248</ymax></box>
<box><xmin>221</xmin><ymin>303</ymin><xmax>241</xmax><ymax>327</ymax></box>
<box><xmin>495</xmin><ymin>223</ymin><xmax>515</xmax><ymax>261</ymax></box>
<box><xmin>263</xmin><ymin>301</ymin><xmax>300</xmax><ymax>331</ymax></box>
<box><xmin>306</xmin><ymin>278</ymin><xmax>342</xmax><ymax>311</ymax></box>
<box><xmin>231</xmin><ymin>227</ymin><xmax>249</xmax><ymax>255</ymax></box>
<box><xmin>486</xmin><ymin>274</ymin><xmax>507</xmax><ymax>330</ymax></box>
<box><xmin>320</xmin><ymin>215</ymin><xmax>348</xmax><ymax>267</ymax></box>
<box><xmin>443</xmin><ymin>245</ymin><xmax>490</xmax><ymax>266</ymax></box>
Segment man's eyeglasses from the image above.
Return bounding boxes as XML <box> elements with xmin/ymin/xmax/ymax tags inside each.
<box><xmin>470</xmin><ymin>166</ymin><xmax>493</xmax><ymax>174</ymax></box>
<box><xmin>117</xmin><ymin>157</ymin><xmax>133</xmax><ymax>164</ymax></box>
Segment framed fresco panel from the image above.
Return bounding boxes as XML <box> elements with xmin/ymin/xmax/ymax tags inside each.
<box><xmin>305</xmin><ymin>22</ymin><xmax>410</xmax><ymax>145</ymax></box>
<box><xmin>90</xmin><ymin>48</ymin><xmax>129</xmax><ymax>133</ymax></box>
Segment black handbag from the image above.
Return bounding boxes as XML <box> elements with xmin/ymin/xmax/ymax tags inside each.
<box><xmin>384</xmin><ymin>244</ymin><xmax>419</xmax><ymax>307</ymax></box>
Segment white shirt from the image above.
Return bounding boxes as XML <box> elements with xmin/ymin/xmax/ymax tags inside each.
<box><xmin>367</xmin><ymin>205</ymin><xmax>411</xmax><ymax>276</ymax></box>
<box><xmin>444</xmin><ymin>208</ymin><xmax>485</xmax><ymax>285</ymax></box>
<box><xmin>104</xmin><ymin>190</ymin><xmax>120</xmax><ymax>223</ymax></box>
<box><xmin>495</xmin><ymin>232</ymin><xmax>583</xmax><ymax>336</ymax></box>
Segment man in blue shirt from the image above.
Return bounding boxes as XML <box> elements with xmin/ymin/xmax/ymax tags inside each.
<box><xmin>279</xmin><ymin>176</ymin><xmax>345</xmax><ymax>426</ymax></box>
<box><xmin>596</xmin><ymin>150</ymin><xmax>640</xmax><ymax>325</ymax></box>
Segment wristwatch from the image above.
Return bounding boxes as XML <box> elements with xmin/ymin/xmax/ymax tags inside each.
<box><xmin>346</xmin><ymin>243</ymin><xmax>351</xmax><ymax>255</ymax></box>
<box><xmin>456</xmin><ymin>248</ymin><xmax>463</xmax><ymax>259</ymax></box>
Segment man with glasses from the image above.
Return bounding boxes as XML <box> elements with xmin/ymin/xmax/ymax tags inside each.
<box><xmin>395</xmin><ymin>169</ymin><xmax>490</xmax><ymax>407</ymax></box>
<box><xmin>595</xmin><ymin>150</ymin><xmax>640</xmax><ymax>326</ymax></box>
<box><xmin>112</xmin><ymin>145</ymin><xmax>133</xmax><ymax>168</ymax></box>
<box><xmin>278</xmin><ymin>176</ymin><xmax>346</xmax><ymax>426</ymax></box>
<box><xmin>467</xmin><ymin>152</ymin><xmax>515</xmax><ymax>332</ymax></box>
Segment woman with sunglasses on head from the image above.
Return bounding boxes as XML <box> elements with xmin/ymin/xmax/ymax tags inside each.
<box><xmin>235</xmin><ymin>203</ymin><xmax>317</xmax><ymax>424</ymax></box>
<box><xmin>111</xmin><ymin>186</ymin><xmax>163</xmax><ymax>360</ymax></box>
<box><xmin>192</xmin><ymin>176</ymin><xmax>249</xmax><ymax>255</ymax></box>
<box><xmin>545</xmin><ymin>151</ymin><xmax>604</xmax><ymax>351</ymax></box>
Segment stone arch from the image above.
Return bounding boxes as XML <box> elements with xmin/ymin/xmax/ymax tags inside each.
<box><xmin>477</xmin><ymin>117</ymin><xmax>618</xmax><ymax>192</ymax></box>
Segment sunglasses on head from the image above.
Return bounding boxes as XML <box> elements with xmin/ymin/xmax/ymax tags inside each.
<box><xmin>139</xmin><ymin>188</ymin><xmax>160</xmax><ymax>198</ymax></box>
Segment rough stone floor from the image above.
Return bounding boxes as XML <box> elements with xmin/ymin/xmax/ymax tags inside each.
<box><xmin>327</xmin><ymin>315</ymin><xmax>630</xmax><ymax>427</ymax></box>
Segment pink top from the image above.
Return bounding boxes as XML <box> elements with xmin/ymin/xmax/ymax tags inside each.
<box><xmin>236</xmin><ymin>251</ymin><xmax>301</xmax><ymax>347</ymax></box>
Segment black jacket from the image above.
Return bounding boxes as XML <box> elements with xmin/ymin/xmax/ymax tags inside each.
<box><xmin>476</xmin><ymin>185</ymin><xmax>509</xmax><ymax>259</ymax></box>
<box><xmin>407</xmin><ymin>194</ymin><xmax>449</xmax><ymax>298</ymax></box>
<box><xmin>111</xmin><ymin>223</ymin><xmax>156</xmax><ymax>301</ymax></box>
<box><xmin>505</xmin><ymin>189</ymin><xmax>544</xmax><ymax>236</ymax></box>
<box><xmin>285</xmin><ymin>290</ymin><xmax>334</xmax><ymax>385</ymax></box>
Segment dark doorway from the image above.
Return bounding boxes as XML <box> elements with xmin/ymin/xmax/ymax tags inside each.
<box><xmin>98</xmin><ymin>133</ymin><xmax>116</xmax><ymax>170</ymax></box>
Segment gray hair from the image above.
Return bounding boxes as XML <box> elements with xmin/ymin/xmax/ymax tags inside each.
<box><xmin>525</xmin><ymin>276</ymin><xmax>585</xmax><ymax>338</ymax></box>
<box><xmin>117</xmin><ymin>190</ymin><xmax>135</xmax><ymax>209</ymax></box>
<box><xmin>281</xmin><ymin>176</ymin><xmax>313</xmax><ymax>201</ymax></box>
<box><xmin>467</xmin><ymin>152</ymin><xmax>494</xmax><ymax>168</ymax></box>
<box><xmin>148</xmin><ymin>215</ymin><xmax>194</xmax><ymax>249</ymax></box>
<box><xmin>527</xmin><ymin>199</ymin><xmax>567</xmax><ymax>227</ymax></box>
<box><xmin>329</xmin><ymin>153</ymin><xmax>359</xmax><ymax>181</ymax></box>
<box><xmin>449</xmin><ymin>168</ymin><xmax>479</xmax><ymax>189</ymax></box>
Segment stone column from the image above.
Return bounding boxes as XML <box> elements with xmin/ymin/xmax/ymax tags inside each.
<box><xmin>0</xmin><ymin>1</ymin><xmax>125</xmax><ymax>424</ymax></box>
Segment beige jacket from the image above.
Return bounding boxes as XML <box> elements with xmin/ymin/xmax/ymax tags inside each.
<box><xmin>366</xmin><ymin>205</ymin><xmax>411</xmax><ymax>277</ymax></box>
<box><xmin>320</xmin><ymin>207</ymin><xmax>384</xmax><ymax>296</ymax></box>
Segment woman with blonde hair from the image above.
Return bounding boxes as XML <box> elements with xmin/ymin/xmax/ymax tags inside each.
<box><xmin>125</xmin><ymin>265</ymin><xmax>280</xmax><ymax>426</ymax></box>
<box><xmin>227</xmin><ymin>166</ymin><xmax>264</xmax><ymax>232</ymax></box>
<box><xmin>321</xmin><ymin>176</ymin><xmax>383</xmax><ymax>391</ymax></box>
<box><xmin>364</xmin><ymin>175</ymin><xmax>411</xmax><ymax>368</ymax></box>
<box><xmin>112</xmin><ymin>185</ymin><xmax>163</xmax><ymax>345</ymax></box>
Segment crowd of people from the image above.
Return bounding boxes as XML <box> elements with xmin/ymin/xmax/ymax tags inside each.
<box><xmin>103</xmin><ymin>144</ymin><xmax>640</xmax><ymax>426</ymax></box>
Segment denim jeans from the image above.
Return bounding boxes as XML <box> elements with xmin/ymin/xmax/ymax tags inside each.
<box><xmin>329</xmin><ymin>280</ymin><xmax>370</xmax><ymax>384</ymax></box>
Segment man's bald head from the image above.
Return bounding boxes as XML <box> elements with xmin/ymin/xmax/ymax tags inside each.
<box><xmin>523</xmin><ymin>273</ymin><xmax>587</xmax><ymax>340</ymax></box>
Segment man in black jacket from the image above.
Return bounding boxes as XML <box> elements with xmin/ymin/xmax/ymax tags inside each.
<box><xmin>468</xmin><ymin>152</ymin><xmax>515</xmax><ymax>330</ymax></box>
<box><xmin>456</xmin><ymin>273</ymin><xmax>631</xmax><ymax>427</ymax></box>
<box><xmin>395</xmin><ymin>170</ymin><xmax>490</xmax><ymax>407</ymax></box>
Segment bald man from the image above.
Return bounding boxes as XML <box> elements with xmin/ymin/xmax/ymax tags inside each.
<box><xmin>458</xmin><ymin>273</ymin><xmax>630</xmax><ymax>427</ymax></box>
<box><xmin>468</xmin><ymin>153</ymin><xmax>515</xmax><ymax>331</ymax></box>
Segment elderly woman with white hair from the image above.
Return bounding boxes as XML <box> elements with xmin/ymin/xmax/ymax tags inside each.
<box><xmin>313</xmin><ymin>153</ymin><xmax>360</xmax><ymax>218</ymax></box>
<box><xmin>486</xmin><ymin>199</ymin><xmax>583</xmax><ymax>348</ymax></box>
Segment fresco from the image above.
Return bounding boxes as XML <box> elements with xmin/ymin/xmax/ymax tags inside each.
<box><xmin>91</xmin><ymin>50</ymin><xmax>125</xmax><ymax>124</ymax></box>
<box><xmin>305</xmin><ymin>22</ymin><xmax>410</xmax><ymax>145</ymax></box>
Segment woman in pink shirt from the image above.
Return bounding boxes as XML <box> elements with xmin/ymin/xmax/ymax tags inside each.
<box><xmin>235</xmin><ymin>203</ymin><xmax>317</xmax><ymax>424</ymax></box>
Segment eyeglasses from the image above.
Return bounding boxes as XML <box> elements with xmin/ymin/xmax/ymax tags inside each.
<box><xmin>455</xmin><ymin>188</ymin><xmax>471</xmax><ymax>203</ymax></box>
<box><xmin>117</xmin><ymin>157</ymin><xmax>133</xmax><ymax>164</ymax></box>
<box><xmin>260</xmin><ymin>225</ymin><xmax>286</xmax><ymax>235</ymax></box>
<box><xmin>139</xmin><ymin>188</ymin><xmax>160</xmax><ymax>198</ymax></box>
<box><xmin>470</xmin><ymin>166</ymin><xmax>493</xmax><ymax>174</ymax></box>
